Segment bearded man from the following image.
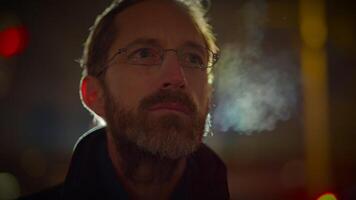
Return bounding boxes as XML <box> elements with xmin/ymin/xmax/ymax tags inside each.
<box><xmin>21</xmin><ymin>0</ymin><xmax>229</xmax><ymax>199</ymax></box>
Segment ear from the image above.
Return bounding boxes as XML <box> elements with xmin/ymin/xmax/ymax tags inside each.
<box><xmin>80</xmin><ymin>76</ymin><xmax>106</xmax><ymax>118</ymax></box>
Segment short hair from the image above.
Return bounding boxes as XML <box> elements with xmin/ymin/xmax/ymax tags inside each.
<box><xmin>79</xmin><ymin>0</ymin><xmax>219</xmax><ymax>79</ymax></box>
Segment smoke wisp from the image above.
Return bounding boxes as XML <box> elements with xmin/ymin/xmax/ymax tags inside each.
<box><xmin>212</xmin><ymin>0</ymin><xmax>298</xmax><ymax>134</ymax></box>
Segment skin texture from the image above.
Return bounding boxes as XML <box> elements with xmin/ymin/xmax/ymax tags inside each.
<box><xmin>105</xmin><ymin>0</ymin><xmax>211</xmax><ymax>116</ymax></box>
<box><xmin>81</xmin><ymin>0</ymin><xmax>212</xmax><ymax>199</ymax></box>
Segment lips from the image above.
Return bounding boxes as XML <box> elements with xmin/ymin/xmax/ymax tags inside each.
<box><xmin>148</xmin><ymin>102</ymin><xmax>192</xmax><ymax>115</ymax></box>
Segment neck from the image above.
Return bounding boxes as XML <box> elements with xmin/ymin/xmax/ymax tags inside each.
<box><xmin>107</xmin><ymin>131</ymin><xmax>186</xmax><ymax>199</ymax></box>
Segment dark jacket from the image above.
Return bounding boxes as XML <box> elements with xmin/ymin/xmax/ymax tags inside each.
<box><xmin>20</xmin><ymin>127</ymin><xmax>230</xmax><ymax>199</ymax></box>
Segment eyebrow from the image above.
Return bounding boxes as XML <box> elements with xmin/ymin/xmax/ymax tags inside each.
<box><xmin>125</xmin><ymin>38</ymin><xmax>206</xmax><ymax>50</ymax></box>
<box><xmin>182</xmin><ymin>41</ymin><xmax>207</xmax><ymax>50</ymax></box>
<box><xmin>125</xmin><ymin>38</ymin><xmax>161</xmax><ymax>47</ymax></box>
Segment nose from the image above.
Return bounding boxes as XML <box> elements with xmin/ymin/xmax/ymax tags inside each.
<box><xmin>159</xmin><ymin>52</ymin><xmax>187</xmax><ymax>90</ymax></box>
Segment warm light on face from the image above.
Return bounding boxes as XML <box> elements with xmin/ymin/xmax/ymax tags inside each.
<box><xmin>317</xmin><ymin>192</ymin><xmax>338</xmax><ymax>200</ymax></box>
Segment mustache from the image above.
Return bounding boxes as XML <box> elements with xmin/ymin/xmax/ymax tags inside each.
<box><xmin>139</xmin><ymin>89</ymin><xmax>197</xmax><ymax>114</ymax></box>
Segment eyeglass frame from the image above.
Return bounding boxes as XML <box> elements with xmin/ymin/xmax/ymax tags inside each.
<box><xmin>94</xmin><ymin>45</ymin><xmax>220</xmax><ymax>77</ymax></box>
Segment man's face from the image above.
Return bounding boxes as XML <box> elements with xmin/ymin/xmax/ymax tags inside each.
<box><xmin>102</xmin><ymin>0</ymin><xmax>212</xmax><ymax>159</ymax></box>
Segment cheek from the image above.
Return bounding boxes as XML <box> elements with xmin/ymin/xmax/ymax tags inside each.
<box><xmin>105</xmin><ymin>67</ymin><xmax>155</xmax><ymax>109</ymax></box>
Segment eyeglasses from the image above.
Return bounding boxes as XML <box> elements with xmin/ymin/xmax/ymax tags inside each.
<box><xmin>96</xmin><ymin>44</ymin><xmax>219</xmax><ymax>77</ymax></box>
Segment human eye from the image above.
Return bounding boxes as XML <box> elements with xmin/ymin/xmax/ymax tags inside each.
<box><xmin>188</xmin><ymin>53</ymin><xmax>203</xmax><ymax>65</ymax></box>
<box><xmin>179</xmin><ymin>45</ymin><xmax>209</xmax><ymax>68</ymax></box>
<box><xmin>182</xmin><ymin>50</ymin><xmax>206</xmax><ymax>68</ymax></box>
<box><xmin>127</xmin><ymin>47</ymin><xmax>160</xmax><ymax>65</ymax></box>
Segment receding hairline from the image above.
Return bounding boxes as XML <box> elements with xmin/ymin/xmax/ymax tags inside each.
<box><xmin>106</xmin><ymin>0</ymin><xmax>212</xmax><ymax>57</ymax></box>
<box><xmin>80</xmin><ymin>0</ymin><xmax>218</xmax><ymax>77</ymax></box>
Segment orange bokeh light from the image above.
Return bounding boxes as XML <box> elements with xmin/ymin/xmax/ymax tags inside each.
<box><xmin>0</xmin><ymin>26</ymin><xmax>28</xmax><ymax>58</ymax></box>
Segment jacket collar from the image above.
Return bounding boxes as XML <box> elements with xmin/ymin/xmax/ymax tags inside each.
<box><xmin>63</xmin><ymin>127</ymin><xmax>129</xmax><ymax>199</ymax></box>
<box><xmin>62</xmin><ymin>126</ymin><xmax>195</xmax><ymax>199</ymax></box>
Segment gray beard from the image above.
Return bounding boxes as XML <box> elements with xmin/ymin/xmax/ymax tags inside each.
<box><xmin>103</xmin><ymin>86</ymin><xmax>207</xmax><ymax>183</ymax></box>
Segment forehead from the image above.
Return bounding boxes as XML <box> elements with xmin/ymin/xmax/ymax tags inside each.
<box><xmin>110</xmin><ymin>0</ymin><xmax>206</xmax><ymax>49</ymax></box>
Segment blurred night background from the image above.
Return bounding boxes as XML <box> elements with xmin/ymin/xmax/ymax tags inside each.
<box><xmin>0</xmin><ymin>0</ymin><xmax>355</xmax><ymax>199</ymax></box>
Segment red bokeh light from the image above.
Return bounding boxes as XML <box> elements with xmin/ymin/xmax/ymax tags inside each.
<box><xmin>0</xmin><ymin>26</ymin><xmax>28</xmax><ymax>58</ymax></box>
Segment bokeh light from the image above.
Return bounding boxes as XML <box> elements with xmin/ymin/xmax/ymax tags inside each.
<box><xmin>0</xmin><ymin>26</ymin><xmax>28</xmax><ymax>58</ymax></box>
<box><xmin>317</xmin><ymin>192</ymin><xmax>337</xmax><ymax>200</ymax></box>
<box><xmin>0</xmin><ymin>172</ymin><xmax>21</xmax><ymax>199</ymax></box>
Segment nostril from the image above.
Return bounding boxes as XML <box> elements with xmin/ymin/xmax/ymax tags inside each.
<box><xmin>163</xmin><ymin>82</ymin><xmax>171</xmax><ymax>88</ymax></box>
<box><xmin>162</xmin><ymin>82</ymin><xmax>185</xmax><ymax>89</ymax></box>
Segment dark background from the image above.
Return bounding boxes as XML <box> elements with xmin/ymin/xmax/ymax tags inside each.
<box><xmin>0</xmin><ymin>0</ymin><xmax>355</xmax><ymax>199</ymax></box>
